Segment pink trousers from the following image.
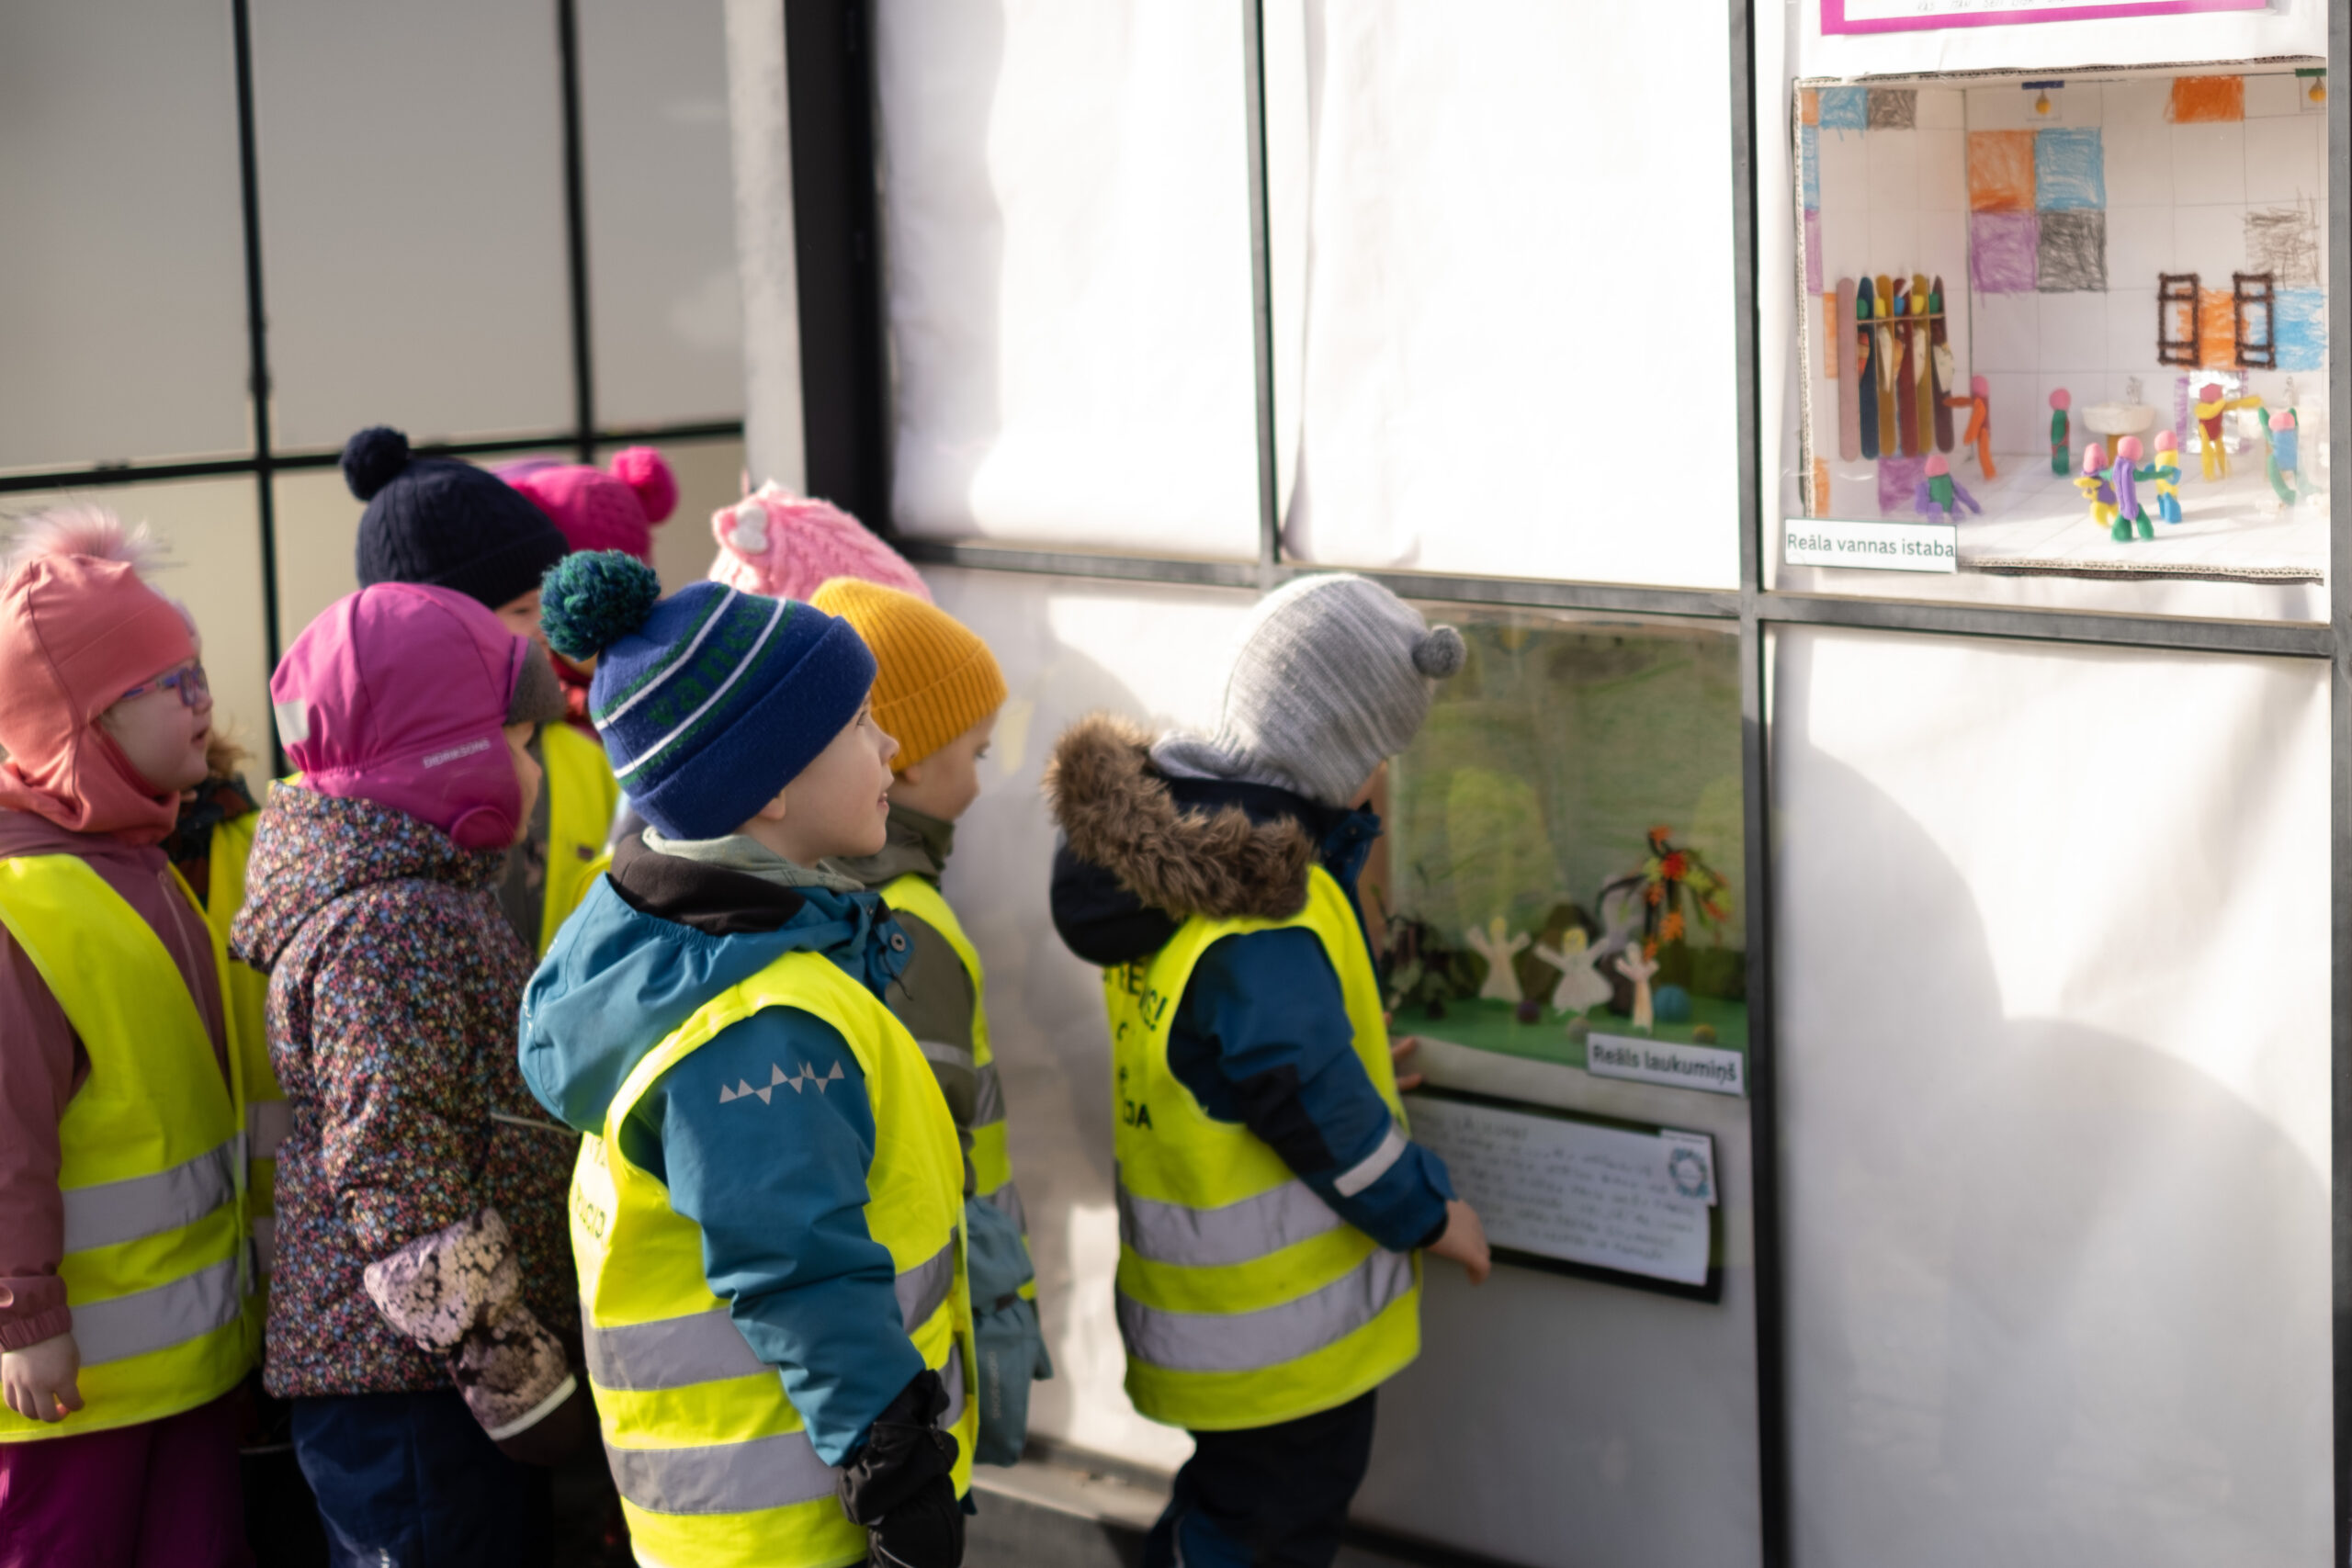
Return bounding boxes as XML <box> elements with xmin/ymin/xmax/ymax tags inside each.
<box><xmin>0</xmin><ymin>1391</ymin><xmax>252</xmax><ymax>1568</ymax></box>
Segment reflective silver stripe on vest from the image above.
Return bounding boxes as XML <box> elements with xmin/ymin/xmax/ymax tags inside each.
<box><xmin>586</xmin><ymin>1237</ymin><xmax>958</xmax><ymax>1393</ymax></box>
<box><xmin>1116</xmin><ymin>1248</ymin><xmax>1413</xmax><ymax>1374</ymax></box>
<box><xmin>247</xmin><ymin>1100</ymin><xmax>293</xmax><ymax>1163</ymax></box>
<box><xmin>972</xmin><ymin>1064</ymin><xmax>1004</xmax><ymax>1127</ymax></box>
<box><xmin>606</xmin><ymin>1346</ymin><xmax>966</xmax><ymax>1517</ymax></box>
<box><xmin>1116</xmin><ymin>1174</ymin><xmax>1343</xmax><ymax>1269</ymax></box>
<box><xmin>1330</xmin><ymin>1122</ymin><xmax>1408</xmax><ymax>1199</ymax></box>
<box><xmin>73</xmin><ymin>1256</ymin><xmax>242</xmax><ymax>1366</ymax></box>
<box><xmin>916</xmin><ymin>1039</ymin><xmax>975</xmax><ymax>1073</ymax></box>
<box><xmin>61</xmin><ymin>1138</ymin><xmax>239</xmax><ymax>1253</ymax></box>
<box><xmin>981</xmin><ymin>1180</ymin><xmax>1027</xmax><ymax>1235</ymax></box>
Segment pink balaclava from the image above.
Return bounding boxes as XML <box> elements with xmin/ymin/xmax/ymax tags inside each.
<box><xmin>273</xmin><ymin>583</ymin><xmax>535</xmax><ymax>851</ymax></box>
<box><xmin>497</xmin><ymin>447</ymin><xmax>678</xmax><ymax>564</ymax></box>
<box><xmin>708</xmin><ymin>481</ymin><xmax>932</xmax><ymax>604</ymax></box>
<box><xmin>0</xmin><ymin>509</ymin><xmax>199</xmax><ymax>844</ymax></box>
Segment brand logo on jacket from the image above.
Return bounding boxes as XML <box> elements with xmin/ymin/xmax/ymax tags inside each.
<box><xmin>719</xmin><ymin>1060</ymin><xmax>846</xmax><ymax>1104</ymax></box>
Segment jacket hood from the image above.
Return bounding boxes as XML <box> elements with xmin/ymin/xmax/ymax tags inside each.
<box><xmin>1046</xmin><ymin>713</ymin><xmax>1384</xmax><ymax>966</ymax></box>
<box><xmin>519</xmin><ymin>830</ymin><xmax>910</xmax><ymax>1137</ymax></box>
<box><xmin>231</xmin><ymin>784</ymin><xmax>506</xmax><ymax>971</ymax></box>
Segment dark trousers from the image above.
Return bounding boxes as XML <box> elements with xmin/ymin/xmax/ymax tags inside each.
<box><xmin>290</xmin><ymin>1391</ymin><xmax>550</xmax><ymax>1568</ymax></box>
<box><xmin>1144</xmin><ymin>1392</ymin><xmax>1377</xmax><ymax>1568</ymax></box>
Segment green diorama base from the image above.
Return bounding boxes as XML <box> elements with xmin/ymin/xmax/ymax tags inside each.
<box><xmin>1403</xmin><ymin>995</ymin><xmax>1749</xmax><ymax>1073</ymax></box>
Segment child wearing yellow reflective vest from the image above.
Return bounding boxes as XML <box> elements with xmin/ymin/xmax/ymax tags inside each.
<box><xmin>521</xmin><ymin>553</ymin><xmax>976</xmax><ymax>1568</ymax></box>
<box><xmin>1046</xmin><ymin>573</ymin><xmax>1492</xmax><ymax>1568</ymax></box>
<box><xmin>811</xmin><ymin>577</ymin><xmax>1053</xmax><ymax>1468</ymax></box>
<box><xmin>0</xmin><ymin>510</ymin><xmax>253</xmax><ymax>1566</ymax></box>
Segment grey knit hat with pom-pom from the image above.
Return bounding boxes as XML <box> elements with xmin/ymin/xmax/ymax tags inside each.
<box><xmin>1151</xmin><ymin>572</ymin><xmax>1466</xmax><ymax>809</ymax></box>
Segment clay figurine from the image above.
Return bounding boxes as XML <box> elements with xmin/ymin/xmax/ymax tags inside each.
<box><xmin>1464</xmin><ymin>916</ymin><xmax>1530</xmax><ymax>1006</ymax></box>
<box><xmin>2148</xmin><ymin>431</ymin><xmax>2183</xmax><ymax>524</ymax></box>
<box><xmin>1914</xmin><ymin>454</ymin><xmax>1981</xmax><ymax>521</ymax></box>
<box><xmin>1532</xmin><ymin>929</ymin><xmax>1615</xmax><ymax>1015</ymax></box>
<box><xmin>2049</xmin><ymin>389</ymin><xmax>2071</xmax><ymax>476</ymax></box>
<box><xmin>1944</xmin><ymin>374</ymin><xmax>1996</xmax><ymax>479</ymax></box>
<box><xmin>2109</xmin><ymin>437</ymin><xmax>2154</xmax><ymax>541</ymax></box>
<box><xmin>1614</xmin><ymin>947</ymin><xmax>1661</xmax><ymax>1035</ymax></box>
<box><xmin>2266</xmin><ymin>408</ymin><xmax>2300</xmax><ymax>505</ymax></box>
<box><xmin>2075</xmin><ymin>441</ymin><xmax>2117</xmax><ymax>533</ymax></box>
<box><xmin>2192</xmin><ymin>383</ymin><xmax>2262</xmax><ymax>481</ymax></box>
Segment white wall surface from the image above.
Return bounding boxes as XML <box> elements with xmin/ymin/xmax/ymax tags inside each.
<box><xmin>1772</xmin><ymin>626</ymin><xmax>2330</xmax><ymax>1568</ymax></box>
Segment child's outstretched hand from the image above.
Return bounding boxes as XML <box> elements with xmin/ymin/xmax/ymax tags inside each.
<box><xmin>1426</xmin><ymin>1200</ymin><xmax>1492</xmax><ymax>1285</ymax></box>
<box><xmin>1</xmin><ymin>1330</ymin><xmax>83</xmax><ymax>1423</ymax></box>
<box><xmin>1388</xmin><ymin>1030</ymin><xmax>1425</xmax><ymax>1092</ymax></box>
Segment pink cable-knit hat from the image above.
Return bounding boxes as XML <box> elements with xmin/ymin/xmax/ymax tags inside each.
<box><xmin>707</xmin><ymin>481</ymin><xmax>932</xmax><ymax>604</ymax></box>
<box><xmin>497</xmin><ymin>447</ymin><xmax>678</xmax><ymax>565</ymax></box>
<box><xmin>271</xmin><ymin>583</ymin><xmax>562</xmax><ymax>851</ymax></box>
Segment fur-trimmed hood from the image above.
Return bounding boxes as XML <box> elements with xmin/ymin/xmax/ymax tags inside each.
<box><xmin>1046</xmin><ymin>713</ymin><xmax>1388</xmax><ymax>967</ymax></box>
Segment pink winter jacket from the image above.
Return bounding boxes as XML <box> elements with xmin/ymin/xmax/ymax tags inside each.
<box><xmin>0</xmin><ymin>809</ymin><xmax>231</xmax><ymax>1350</ymax></box>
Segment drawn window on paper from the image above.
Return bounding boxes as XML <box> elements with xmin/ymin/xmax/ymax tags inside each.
<box><xmin>1369</xmin><ymin>614</ymin><xmax>1747</xmax><ymax>1086</ymax></box>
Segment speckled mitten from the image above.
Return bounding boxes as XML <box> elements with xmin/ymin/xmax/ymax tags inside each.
<box><xmin>363</xmin><ymin>1208</ymin><xmax>577</xmax><ymax>1438</ymax></box>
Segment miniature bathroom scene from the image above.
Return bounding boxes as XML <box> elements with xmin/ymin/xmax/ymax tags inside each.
<box><xmin>1792</xmin><ymin>65</ymin><xmax>2328</xmax><ymax>604</ymax></box>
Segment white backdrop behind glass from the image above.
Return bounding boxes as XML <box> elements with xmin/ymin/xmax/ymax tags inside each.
<box><xmin>0</xmin><ymin>5</ymin><xmax>250</xmax><ymax>471</ymax></box>
<box><xmin>1279</xmin><ymin>1</ymin><xmax>1741</xmax><ymax>588</ymax></box>
<box><xmin>251</xmin><ymin>0</ymin><xmax>573</xmax><ymax>450</ymax></box>
<box><xmin>1772</xmin><ymin>626</ymin><xmax>2328</xmax><ymax>1568</ymax></box>
<box><xmin>579</xmin><ymin>0</ymin><xmax>745</xmax><ymax>429</ymax></box>
<box><xmin>876</xmin><ymin>1</ymin><xmax>1260</xmax><ymax>555</ymax></box>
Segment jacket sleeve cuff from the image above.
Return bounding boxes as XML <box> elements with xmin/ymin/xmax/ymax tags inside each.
<box><xmin>0</xmin><ymin>1302</ymin><xmax>72</xmax><ymax>1352</ymax></box>
<box><xmin>1319</xmin><ymin>1140</ymin><xmax>1453</xmax><ymax>1254</ymax></box>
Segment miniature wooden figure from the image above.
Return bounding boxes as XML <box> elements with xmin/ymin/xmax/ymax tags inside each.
<box><xmin>1854</xmin><ymin>279</ymin><xmax>1879</xmax><ymax>459</ymax></box>
<box><xmin>1928</xmin><ymin>276</ymin><xmax>1956</xmax><ymax>454</ymax></box>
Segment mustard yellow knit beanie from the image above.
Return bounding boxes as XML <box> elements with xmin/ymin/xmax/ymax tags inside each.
<box><xmin>810</xmin><ymin>577</ymin><xmax>1007</xmax><ymax>770</ymax></box>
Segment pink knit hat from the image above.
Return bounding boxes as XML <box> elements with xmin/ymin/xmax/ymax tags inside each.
<box><xmin>707</xmin><ymin>481</ymin><xmax>931</xmax><ymax>604</ymax></box>
<box><xmin>272</xmin><ymin>583</ymin><xmax>548</xmax><ymax>851</ymax></box>
<box><xmin>497</xmin><ymin>447</ymin><xmax>678</xmax><ymax>564</ymax></box>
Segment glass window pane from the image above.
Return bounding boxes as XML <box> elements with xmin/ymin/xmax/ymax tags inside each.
<box><xmin>250</xmin><ymin>0</ymin><xmax>572</xmax><ymax>450</ymax></box>
<box><xmin>2</xmin><ymin>479</ymin><xmax>271</xmax><ymax>771</ymax></box>
<box><xmin>578</xmin><ymin>0</ymin><xmax>743</xmax><ymax>428</ymax></box>
<box><xmin>1281</xmin><ymin>5</ymin><xmax>1740</xmax><ymax>588</ymax></box>
<box><xmin>0</xmin><ymin>6</ymin><xmax>249</xmax><ymax>471</ymax></box>
<box><xmin>876</xmin><ymin>1</ymin><xmax>1260</xmax><ymax>556</ymax></box>
<box><xmin>1773</xmin><ymin>625</ymin><xmax>2328</xmax><ymax>1564</ymax></box>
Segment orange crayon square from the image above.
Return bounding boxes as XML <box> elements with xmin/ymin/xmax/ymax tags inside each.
<box><xmin>2197</xmin><ymin>287</ymin><xmax>2235</xmax><ymax>369</ymax></box>
<box><xmin>1967</xmin><ymin>130</ymin><xmax>2036</xmax><ymax>213</ymax></box>
<box><xmin>1811</xmin><ymin>457</ymin><xmax>1831</xmax><ymax>518</ymax></box>
<box><xmin>2169</xmin><ymin>75</ymin><xmax>2244</xmax><ymax>123</ymax></box>
<box><xmin>1800</xmin><ymin>88</ymin><xmax>1820</xmax><ymax>127</ymax></box>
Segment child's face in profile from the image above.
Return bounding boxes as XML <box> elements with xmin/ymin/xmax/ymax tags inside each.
<box><xmin>99</xmin><ymin>656</ymin><xmax>214</xmax><ymax>795</ymax></box>
<box><xmin>887</xmin><ymin>709</ymin><xmax>998</xmax><ymax>825</ymax></box>
<box><xmin>494</xmin><ymin>588</ymin><xmax>547</xmax><ymax>654</ymax></box>
<box><xmin>503</xmin><ymin>723</ymin><xmax>543</xmax><ymax>846</ymax></box>
<box><xmin>778</xmin><ymin>698</ymin><xmax>900</xmax><ymax>861</ymax></box>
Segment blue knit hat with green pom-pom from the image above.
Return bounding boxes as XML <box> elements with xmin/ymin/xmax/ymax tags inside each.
<box><xmin>540</xmin><ymin>551</ymin><xmax>875</xmax><ymax>839</ymax></box>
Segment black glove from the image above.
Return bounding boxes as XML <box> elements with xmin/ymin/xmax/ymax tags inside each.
<box><xmin>838</xmin><ymin>1370</ymin><xmax>963</xmax><ymax>1568</ymax></box>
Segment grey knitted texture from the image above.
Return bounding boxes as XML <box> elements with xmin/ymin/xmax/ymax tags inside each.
<box><xmin>1151</xmin><ymin>573</ymin><xmax>1465</xmax><ymax>808</ymax></box>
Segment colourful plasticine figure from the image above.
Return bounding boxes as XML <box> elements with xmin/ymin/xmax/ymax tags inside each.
<box><xmin>2050</xmin><ymin>389</ymin><xmax>2071</xmax><ymax>476</ymax></box>
<box><xmin>2191</xmin><ymin>382</ymin><xmax>2264</xmax><ymax>480</ymax></box>
<box><xmin>1914</xmin><ymin>454</ymin><xmax>1981</xmax><ymax>521</ymax></box>
<box><xmin>2266</xmin><ymin>408</ymin><xmax>2300</xmax><ymax>504</ymax></box>
<box><xmin>2075</xmin><ymin>441</ymin><xmax>2117</xmax><ymax>533</ymax></box>
<box><xmin>2149</xmin><ymin>431</ymin><xmax>2183</xmax><ymax>524</ymax></box>
<box><xmin>1944</xmin><ymin>374</ymin><xmax>1996</xmax><ymax>479</ymax></box>
<box><xmin>2110</xmin><ymin>437</ymin><xmax>2154</xmax><ymax>541</ymax></box>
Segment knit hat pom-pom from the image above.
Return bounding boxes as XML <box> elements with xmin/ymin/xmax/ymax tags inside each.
<box><xmin>608</xmin><ymin>446</ymin><xmax>679</xmax><ymax>525</ymax></box>
<box><xmin>341</xmin><ymin>425</ymin><xmax>412</xmax><ymax>502</ymax></box>
<box><xmin>542</xmin><ymin>550</ymin><xmax>662</xmax><ymax>661</ymax></box>
<box><xmin>1413</xmin><ymin>624</ymin><xmax>1466</xmax><ymax>679</ymax></box>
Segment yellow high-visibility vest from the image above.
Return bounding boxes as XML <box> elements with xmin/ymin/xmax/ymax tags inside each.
<box><xmin>0</xmin><ymin>855</ymin><xmax>250</xmax><ymax>1440</ymax></box>
<box><xmin>540</xmin><ymin>723</ymin><xmax>620</xmax><ymax>957</ymax></box>
<box><xmin>877</xmin><ymin>874</ymin><xmax>1028</xmax><ymax>1254</ymax></box>
<box><xmin>571</xmin><ymin>944</ymin><xmax>975</xmax><ymax>1568</ymax></box>
<box><xmin>203</xmin><ymin>811</ymin><xmax>284</xmax><ymax>1326</ymax></box>
<box><xmin>1104</xmin><ymin>864</ymin><xmax>1419</xmax><ymax>1432</ymax></box>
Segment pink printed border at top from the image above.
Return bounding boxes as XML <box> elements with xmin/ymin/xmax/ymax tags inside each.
<box><xmin>1822</xmin><ymin>0</ymin><xmax>2266</xmax><ymax>35</ymax></box>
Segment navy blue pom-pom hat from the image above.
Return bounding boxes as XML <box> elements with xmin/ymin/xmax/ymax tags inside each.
<box><xmin>540</xmin><ymin>551</ymin><xmax>876</xmax><ymax>840</ymax></box>
<box><xmin>344</xmin><ymin>425</ymin><xmax>570</xmax><ymax>611</ymax></box>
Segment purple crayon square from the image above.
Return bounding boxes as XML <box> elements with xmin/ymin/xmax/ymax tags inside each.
<box><xmin>1971</xmin><ymin>211</ymin><xmax>2038</xmax><ymax>294</ymax></box>
<box><xmin>1877</xmin><ymin>453</ymin><xmax>1927</xmax><ymax>516</ymax></box>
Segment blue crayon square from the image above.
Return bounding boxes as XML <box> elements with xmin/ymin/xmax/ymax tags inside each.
<box><xmin>1818</xmin><ymin>86</ymin><xmax>1868</xmax><ymax>130</ymax></box>
<box><xmin>2274</xmin><ymin>288</ymin><xmax>2325</xmax><ymax>371</ymax></box>
<box><xmin>1801</xmin><ymin>126</ymin><xmax>1820</xmax><ymax>210</ymax></box>
<box><xmin>2034</xmin><ymin>128</ymin><xmax>2104</xmax><ymax>211</ymax></box>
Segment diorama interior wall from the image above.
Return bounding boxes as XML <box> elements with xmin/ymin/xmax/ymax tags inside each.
<box><xmin>1772</xmin><ymin>626</ymin><xmax>2329</xmax><ymax>1566</ymax></box>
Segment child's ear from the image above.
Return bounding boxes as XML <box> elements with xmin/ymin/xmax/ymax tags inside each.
<box><xmin>752</xmin><ymin>789</ymin><xmax>791</xmax><ymax>825</ymax></box>
<box><xmin>895</xmin><ymin>757</ymin><xmax>925</xmax><ymax>788</ymax></box>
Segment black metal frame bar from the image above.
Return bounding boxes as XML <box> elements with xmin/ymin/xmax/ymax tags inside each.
<box><xmin>803</xmin><ymin>6</ymin><xmax>2346</xmax><ymax>1566</ymax></box>
<box><xmin>555</xmin><ymin>0</ymin><xmax>598</xmax><ymax>464</ymax></box>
